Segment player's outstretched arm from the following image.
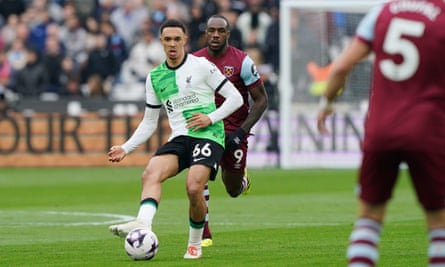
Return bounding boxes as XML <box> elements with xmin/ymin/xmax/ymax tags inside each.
<box><xmin>108</xmin><ymin>145</ymin><xmax>127</xmax><ymax>162</ymax></box>
<box><xmin>317</xmin><ymin>37</ymin><xmax>370</xmax><ymax>134</ymax></box>
<box><xmin>107</xmin><ymin>106</ymin><xmax>161</xmax><ymax>162</ymax></box>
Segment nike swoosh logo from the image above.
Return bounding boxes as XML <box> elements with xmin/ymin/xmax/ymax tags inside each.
<box><xmin>193</xmin><ymin>157</ymin><xmax>206</xmax><ymax>162</ymax></box>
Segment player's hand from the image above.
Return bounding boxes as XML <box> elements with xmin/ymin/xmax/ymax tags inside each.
<box><xmin>317</xmin><ymin>108</ymin><xmax>334</xmax><ymax>135</ymax></box>
<box><xmin>186</xmin><ymin>113</ymin><xmax>211</xmax><ymax>132</ymax></box>
<box><xmin>108</xmin><ymin>145</ymin><xmax>126</xmax><ymax>162</ymax></box>
<box><xmin>225</xmin><ymin>128</ymin><xmax>247</xmax><ymax>151</ymax></box>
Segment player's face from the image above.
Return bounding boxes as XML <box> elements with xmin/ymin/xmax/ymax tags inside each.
<box><xmin>160</xmin><ymin>27</ymin><xmax>187</xmax><ymax>63</ymax></box>
<box><xmin>205</xmin><ymin>17</ymin><xmax>230</xmax><ymax>52</ymax></box>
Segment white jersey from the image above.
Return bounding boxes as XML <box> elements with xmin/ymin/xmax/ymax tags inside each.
<box><xmin>146</xmin><ymin>54</ymin><xmax>227</xmax><ymax>146</ymax></box>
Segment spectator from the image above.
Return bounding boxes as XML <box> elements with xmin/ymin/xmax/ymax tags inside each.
<box><xmin>236</xmin><ymin>0</ymin><xmax>271</xmax><ymax>48</ymax></box>
<box><xmin>58</xmin><ymin>55</ymin><xmax>79</xmax><ymax>89</ymax></box>
<box><xmin>100</xmin><ymin>19</ymin><xmax>127</xmax><ymax>74</ymax></box>
<box><xmin>114</xmin><ymin>27</ymin><xmax>164</xmax><ymax>101</ymax></box>
<box><xmin>13</xmin><ymin>22</ymin><xmax>31</xmax><ymax>47</ymax></box>
<box><xmin>0</xmin><ymin>47</ymin><xmax>16</xmax><ymax>109</ymax></box>
<box><xmin>59</xmin><ymin>13</ymin><xmax>88</xmax><ymax>66</ymax></box>
<box><xmin>134</xmin><ymin>18</ymin><xmax>155</xmax><ymax>41</ymax></box>
<box><xmin>60</xmin><ymin>74</ymin><xmax>83</xmax><ymax>98</ymax></box>
<box><xmin>84</xmin><ymin>16</ymin><xmax>101</xmax><ymax>51</ymax></box>
<box><xmin>42</xmin><ymin>35</ymin><xmax>65</xmax><ymax>94</ymax></box>
<box><xmin>110</xmin><ymin>0</ymin><xmax>149</xmax><ymax>48</ymax></box>
<box><xmin>0</xmin><ymin>48</ymin><xmax>12</xmax><ymax>89</ymax></box>
<box><xmin>28</xmin><ymin>7</ymin><xmax>53</xmax><ymax>55</ymax></box>
<box><xmin>188</xmin><ymin>2</ymin><xmax>207</xmax><ymax>51</ymax></box>
<box><xmin>214</xmin><ymin>0</ymin><xmax>232</xmax><ymax>13</ymax></box>
<box><xmin>58</xmin><ymin>55</ymin><xmax>83</xmax><ymax>99</ymax></box>
<box><xmin>220</xmin><ymin>8</ymin><xmax>244</xmax><ymax>49</ymax></box>
<box><xmin>95</xmin><ymin>0</ymin><xmax>117</xmax><ymax>22</ymax></box>
<box><xmin>9</xmin><ymin>45</ymin><xmax>49</xmax><ymax>98</ymax></box>
<box><xmin>71</xmin><ymin>0</ymin><xmax>98</xmax><ymax>22</ymax></box>
<box><xmin>6</xmin><ymin>40</ymin><xmax>27</xmax><ymax>71</ymax></box>
<box><xmin>0</xmin><ymin>0</ymin><xmax>26</xmax><ymax>23</ymax></box>
<box><xmin>45</xmin><ymin>22</ymin><xmax>62</xmax><ymax>40</ymax></box>
<box><xmin>263</xmin><ymin>2</ymin><xmax>279</xmax><ymax>73</ymax></box>
<box><xmin>164</xmin><ymin>0</ymin><xmax>190</xmax><ymax>22</ymax></box>
<box><xmin>82</xmin><ymin>74</ymin><xmax>108</xmax><ymax>98</ymax></box>
<box><xmin>81</xmin><ymin>33</ymin><xmax>116</xmax><ymax>90</ymax></box>
<box><xmin>61</xmin><ymin>1</ymin><xmax>76</xmax><ymax>20</ymax></box>
<box><xmin>1</xmin><ymin>14</ymin><xmax>20</xmax><ymax>48</ymax></box>
<box><xmin>45</xmin><ymin>0</ymin><xmax>65</xmax><ymax>23</ymax></box>
<box><xmin>121</xmin><ymin>28</ymin><xmax>163</xmax><ymax>83</ymax></box>
<box><xmin>201</xmin><ymin>0</ymin><xmax>218</xmax><ymax>20</ymax></box>
<box><xmin>147</xmin><ymin>0</ymin><xmax>167</xmax><ymax>31</ymax></box>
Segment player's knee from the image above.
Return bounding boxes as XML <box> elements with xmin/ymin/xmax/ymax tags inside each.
<box><xmin>141</xmin><ymin>168</ymin><xmax>151</xmax><ymax>179</ymax></box>
<box><xmin>141</xmin><ymin>168</ymin><xmax>160</xmax><ymax>184</ymax></box>
<box><xmin>186</xmin><ymin>181</ymin><xmax>202</xmax><ymax>197</ymax></box>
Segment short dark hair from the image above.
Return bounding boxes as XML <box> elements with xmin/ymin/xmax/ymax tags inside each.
<box><xmin>160</xmin><ymin>19</ymin><xmax>187</xmax><ymax>35</ymax></box>
<box><xmin>207</xmin><ymin>14</ymin><xmax>231</xmax><ymax>29</ymax></box>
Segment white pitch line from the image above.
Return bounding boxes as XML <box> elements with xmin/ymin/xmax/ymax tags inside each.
<box><xmin>0</xmin><ymin>210</ymin><xmax>422</xmax><ymax>228</ymax></box>
<box><xmin>1</xmin><ymin>210</ymin><xmax>342</xmax><ymax>227</ymax></box>
<box><xmin>0</xmin><ymin>210</ymin><xmax>135</xmax><ymax>226</ymax></box>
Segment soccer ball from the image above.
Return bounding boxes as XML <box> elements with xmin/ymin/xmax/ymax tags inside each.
<box><xmin>124</xmin><ymin>228</ymin><xmax>159</xmax><ymax>260</ymax></box>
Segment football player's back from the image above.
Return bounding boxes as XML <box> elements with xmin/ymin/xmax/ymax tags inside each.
<box><xmin>362</xmin><ymin>0</ymin><xmax>445</xmax><ymax>151</ymax></box>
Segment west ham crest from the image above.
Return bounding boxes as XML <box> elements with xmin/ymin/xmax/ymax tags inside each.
<box><xmin>224</xmin><ymin>66</ymin><xmax>234</xmax><ymax>77</ymax></box>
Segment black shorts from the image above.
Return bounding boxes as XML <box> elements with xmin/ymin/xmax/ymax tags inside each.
<box><xmin>154</xmin><ymin>136</ymin><xmax>224</xmax><ymax>181</ymax></box>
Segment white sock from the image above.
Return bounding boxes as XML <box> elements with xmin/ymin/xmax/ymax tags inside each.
<box><xmin>428</xmin><ymin>228</ymin><xmax>445</xmax><ymax>266</ymax></box>
<box><xmin>136</xmin><ymin>198</ymin><xmax>157</xmax><ymax>229</ymax></box>
<box><xmin>347</xmin><ymin>218</ymin><xmax>381</xmax><ymax>267</ymax></box>
<box><xmin>189</xmin><ymin>226</ymin><xmax>204</xmax><ymax>247</ymax></box>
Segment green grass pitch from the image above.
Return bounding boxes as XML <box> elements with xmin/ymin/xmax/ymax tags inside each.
<box><xmin>0</xmin><ymin>167</ymin><xmax>427</xmax><ymax>266</ymax></box>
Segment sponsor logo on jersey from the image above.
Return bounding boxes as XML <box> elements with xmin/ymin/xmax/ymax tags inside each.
<box><xmin>169</xmin><ymin>93</ymin><xmax>199</xmax><ymax>111</ymax></box>
<box><xmin>166</xmin><ymin>100</ymin><xmax>173</xmax><ymax>113</ymax></box>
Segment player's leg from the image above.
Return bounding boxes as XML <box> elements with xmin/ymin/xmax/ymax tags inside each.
<box><xmin>408</xmin><ymin>151</ymin><xmax>445</xmax><ymax>266</ymax></box>
<box><xmin>347</xmin><ymin>151</ymin><xmax>400</xmax><ymax>267</ymax></box>
<box><xmin>220</xmin><ymin>142</ymin><xmax>249</xmax><ymax>197</ymax></box>
<box><xmin>347</xmin><ymin>201</ymin><xmax>385</xmax><ymax>267</ymax></box>
<box><xmin>109</xmin><ymin>153</ymin><xmax>179</xmax><ymax>237</ymax></box>
<box><xmin>201</xmin><ymin>183</ymin><xmax>213</xmax><ymax>247</ymax></box>
<box><xmin>242</xmin><ymin>168</ymin><xmax>251</xmax><ymax>195</ymax></box>
<box><xmin>425</xmin><ymin>210</ymin><xmax>445</xmax><ymax>267</ymax></box>
<box><xmin>201</xmin><ymin>144</ymin><xmax>249</xmax><ymax>245</ymax></box>
<box><xmin>221</xmin><ymin>169</ymin><xmax>246</xmax><ymax>197</ymax></box>
<box><xmin>185</xmin><ymin>138</ymin><xmax>223</xmax><ymax>259</ymax></box>
<box><xmin>184</xmin><ymin>164</ymin><xmax>211</xmax><ymax>259</ymax></box>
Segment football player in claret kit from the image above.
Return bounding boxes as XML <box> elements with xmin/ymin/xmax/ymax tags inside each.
<box><xmin>317</xmin><ymin>0</ymin><xmax>445</xmax><ymax>266</ymax></box>
<box><xmin>193</xmin><ymin>14</ymin><xmax>268</xmax><ymax>247</ymax></box>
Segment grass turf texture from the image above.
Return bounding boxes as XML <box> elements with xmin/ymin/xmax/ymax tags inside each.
<box><xmin>0</xmin><ymin>167</ymin><xmax>427</xmax><ymax>266</ymax></box>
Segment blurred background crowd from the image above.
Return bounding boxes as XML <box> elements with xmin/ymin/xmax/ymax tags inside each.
<box><xmin>0</xmin><ymin>0</ymin><xmax>280</xmax><ymax>114</ymax></box>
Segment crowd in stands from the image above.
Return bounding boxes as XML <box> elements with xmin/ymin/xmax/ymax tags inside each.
<box><xmin>0</xmin><ymin>0</ymin><xmax>279</xmax><ymax>108</ymax></box>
